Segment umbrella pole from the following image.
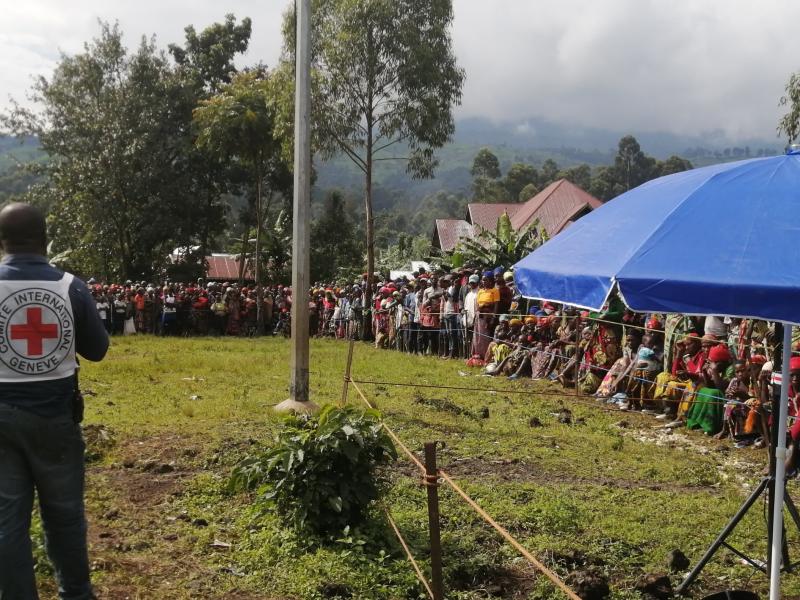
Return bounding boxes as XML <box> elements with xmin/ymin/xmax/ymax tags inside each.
<box><xmin>769</xmin><ymin>324</ymin><xmax>793</xmax><ymax>600</ymax></box>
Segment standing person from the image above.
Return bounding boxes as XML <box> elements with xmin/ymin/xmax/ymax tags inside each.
<box><xmin>134</xmin><ymin>287</ymin><xmax>146</xmax><ymax>333</ymax></box>
<box><xmin>421</xmin><ymin>276</ymin><xmax>443</xmax><ymax>356</ymax></box>
<box><xmin>210</xmin><ymin>288</ymin><xmax>228</xmax><ymax>336</ymax></box>
<box><xmin>403</xmin><ymin>281</ymin><xmax>418</xmax><ymax>353</ymax></box>
<box><xmin>112</xmin><ymin>290</ymin><xmax>127</xmax><ymax>335</ymax></box>
<box><xmin>462</xmin><ymin>274</ymin><xmax>479</xmax><ymax>356</ymax></box>
<box><xmin>94</xmin><ymin>288</ymin><xmax>111</xmax><ymax>333</ymax></box>
<box><xmin>441</xmin><ymin>275</ymin><xmax>461</xmax><ymax>358</ymax></box>
<box><xmin>160</xmin><ymin>285</ymin><xmax>178</xmax><ymax>336</ymax></box>
<box><xmin>0</xmin><ymin>203</ymin><xmax>109</xmax><ymax>600</ymax></box>
<box><xmin>349</xmin><ymin>284</ymin><xmax>363</xmax><ymax>340</ymax></box>
<box><xmin>496</xmin><ymin>272</ymin><xmax>513</xmax><ymax>318</ymax></box>
<box><xmin>470</xmin><ymin>271</ymin><xmax>499</xmax><ymax>363</ymax></box>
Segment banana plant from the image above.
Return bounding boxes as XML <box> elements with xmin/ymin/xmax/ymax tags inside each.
<box><xmin>450</xmin><ymin>212</ymin><xmax>548</xmax><ymax>270</ymax></box>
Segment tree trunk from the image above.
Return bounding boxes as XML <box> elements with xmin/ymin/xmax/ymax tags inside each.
<box><xmin>363</xmin><ymin>136</ymin><xmax>374</xmax><ymax>341</ymax></box>
<box><xmin>255</xmin><ymin>170</ymin><xmax>264</xmax><ymax>335</ymax></box>
<box><xmin>200</xmin><ymin>187</ymin><xmax>212</xmax><ymax>280</ymax></box>
<box><xmin>237</xmin><ymin>236</ymin><xmax>248</xmax><ymax>286</ymax></box>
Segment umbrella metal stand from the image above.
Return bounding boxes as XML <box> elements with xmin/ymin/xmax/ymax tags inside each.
<box><xmin>677</xmin><ymin>326</ymin><xmax>799</xmax><ymax>598</ymax></box>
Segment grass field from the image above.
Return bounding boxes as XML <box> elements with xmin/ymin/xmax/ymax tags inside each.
<box><xmin>32</xmin><ymin>336</ymin><xmax>800</xmax><ymax>599</ymax></box>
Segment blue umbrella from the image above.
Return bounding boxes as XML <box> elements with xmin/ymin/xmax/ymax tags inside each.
<box><xmin>513</xmin><ymin>147</ymin><xmax>800</xmax><ymax>599</ymax></box>
<box><xmin>514</xmin><ymin>148</ymin><xmax>800</xmax><ymax>324</ymax></box>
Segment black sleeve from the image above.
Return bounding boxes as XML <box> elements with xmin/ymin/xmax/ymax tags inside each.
<box><xmin>70</xmin><ymin>278</ymin><xmax>110</xmax><ymax>362</ymax></box>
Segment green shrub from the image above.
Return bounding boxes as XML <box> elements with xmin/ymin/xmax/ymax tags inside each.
<box><xmin>229</xmin><ymin>405</ymin><xmax>397</xmax><ymax>534</ymax></box>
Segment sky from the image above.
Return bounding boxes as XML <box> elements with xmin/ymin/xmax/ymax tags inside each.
<box><xmin>1</xmin><ymin>0</ymin><xmax>799</xmax><ymax>143</ymax></box>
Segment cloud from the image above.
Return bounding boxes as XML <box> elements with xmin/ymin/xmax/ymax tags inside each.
<box><xmin>451</xmin><ymin>0</ymin><xmax>800</xmax><ymax>139</ymax></box>
<box><xmin>2</xmin><ymin>0</ymin><xmax>799</xmax><ymax>141</ymax></box>
<box><xmin>1</xmin><ymin>1</ymin><xmax>285</xmax><ymax>105</ymax></box>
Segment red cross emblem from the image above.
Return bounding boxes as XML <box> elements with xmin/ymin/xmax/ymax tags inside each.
<box><xmin>10</xmin><ymin>307</ymin><xmax>59</xmax><ymax>356</ymax></box>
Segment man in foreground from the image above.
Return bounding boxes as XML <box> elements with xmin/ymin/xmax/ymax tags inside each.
<box><xmin>0</xmin><ymin>203</ymin><xmax>109</xmax><ymax>599</ymax></box>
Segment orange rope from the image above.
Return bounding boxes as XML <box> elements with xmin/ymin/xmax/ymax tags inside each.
<box><xmin>351</xmin><ymin>377</ymin><xmax>581</xmax><ymax>600</ymax></box>
<box><xmin>384</xmin><ymin>508</ymin><xmax>436</xmax><ymax>600</ymax></box>
<box><xmin>438</xmin><ymin>469</ymin><xmax>581</xmax><ymax>600</ymax></box>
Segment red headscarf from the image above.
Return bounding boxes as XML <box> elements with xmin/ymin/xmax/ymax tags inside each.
<box><xmin>708</xmin><ymin>344</ymin><xmax>732</xmax><ymax>363</ymax></box>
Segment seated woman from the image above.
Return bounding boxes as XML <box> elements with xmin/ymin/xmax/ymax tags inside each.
<box><xmin>483</xmin><ymin>315</ymin><xmax>512</xmax><ymax>364</ymax></box>
<box><xmin>557</xmin><ymin>326</ymin><xmax>594</xmax><ymax>388</ymax></box>
<box><xmin>536</xmin><ymin>311</ymin><xmax>580</xmax><ymax>379</ymax></box>
<box><xmin>506</xmin><ymin>319</ymin><xmax>538</xmax><ymax>380</ymax></box>
<box><xmin>716</xmin><ymin>359</ymin><xmax>756</xmax><ymax>441</ymax></box>
<box><xmin>574</xmin><ymin>328</ymin><xmax>621</xmax><ymax>395</ymax></box>
<box><xmin>595</xmin><ymin>329</ymin><xmax>641</xmax><ymax>402</ymax></box>
<box><xmin>685</xmin><ymin>344</ymin><xmax>732</xmax><ymax>435</ymax></box>
<box><xmin>625</xmin><ymin>330</ymin><xmax>664</xmax><ymax>410</ymax></box>
<box><xmin>654</xmin><ymin>331</ymin><xmax>705</xmax><ymax>421</ymax></box>
<box><xmin>498</xmin><ymin>333</ymin><xmax>534</xmax><ymax>378</ymax></box>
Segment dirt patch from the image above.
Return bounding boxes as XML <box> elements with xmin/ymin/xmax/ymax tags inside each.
<box><xmin>411</xmin><ymin>392</ymin><xmax>479</xmax><ymax>419</ymax></box>
<box><xmin>622</xmin><ymin>426</ymin><xmax>763</xmax><ymax>487</ymax></box>
<box><xmin>81</xmin><ymin>432</ymin><xmax>235</xmax><ymax>599</ymax></box>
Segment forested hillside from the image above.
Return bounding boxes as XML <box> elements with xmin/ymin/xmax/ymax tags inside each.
<box><xmin>2</xmin><ymin>121</ymin><xmax>783</xmax><ymax>212</ymax></box>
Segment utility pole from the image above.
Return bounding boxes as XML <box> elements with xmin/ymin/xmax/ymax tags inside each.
<box><xmin>276</xmin><ymin>0</ymin><xmax>317</xmax><ymax>414</ymax></box>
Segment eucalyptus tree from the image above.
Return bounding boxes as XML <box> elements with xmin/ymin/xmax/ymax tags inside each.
<box><xmin>279</xmin><ymin>0</ymin><xmax>465</xmax><ymax>328</ymax></box>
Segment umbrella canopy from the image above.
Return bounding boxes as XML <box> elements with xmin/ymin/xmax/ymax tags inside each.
<box><xmin>513</xmin><ymin>149</ymin><xmax>800</xmax><ymax>323</ymax></box>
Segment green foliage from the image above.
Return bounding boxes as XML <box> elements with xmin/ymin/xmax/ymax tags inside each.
<box><xmin>0</xmin><ymin>18</ymin><xmax>251</xmax><ymax>279</ymax></box>
<box><xmin>503</xmin><ymin>162</ymin><xmax>538</xmax><ymax>202</ymax></box>
<box><xmin>311</xmin><ymin>191</ymin><xmax>363</xmax><ymax>282</ymax></box>
<box><xmin>229</xmin><ymin>405</ymin><xmax>397</xmax><ymax>534</ymax></box>
<box><xmin>779</xmin><ymin>71</ymin><xmax>800</xmax><ymax>143</ymax></box>
<box><xmin>279</xmin><ymin>0</ymin><xmax>465</xmax><ymax>297</ymax></box>
<box><xmin>169</xmin><ymin>14</ymin><xmax>252</xmax><ymax>93</ymax></box>
<box><xmin>470</xmin><ymin>148</ymin><xmax>507</xmax><ymax>201</ymax></box>
<box><xmin>194</xmin><ymin>69</ymin><xmax>291</xmax><ymax>304</ymax></box>
<box><xmin>452</xmin><ymin>212</ymin><xmax>547</xmax><ymax>270</ymax></box>
<box><xmin>470</xmin><ymin>148</ymin><xmax>501</xmax><ymax>179</ymax></box>
<box><xmin>518</xmin><ymin>181</ymin><xmax>539</xmax><ymax>202</ymax></box>
<box><xmin>376</xmin><ymin>232</ymin><xmax>431</xmax><ymax>272</ymax></box>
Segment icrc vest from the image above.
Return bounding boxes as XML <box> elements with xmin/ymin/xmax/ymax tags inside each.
<box><xmin>0</xmin><ymin>273</ymin><xmax>77</xmax><ymax>382</ymax></box>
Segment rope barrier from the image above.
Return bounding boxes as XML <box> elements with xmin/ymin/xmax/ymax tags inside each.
<box><xmin>438</xmin><ymin>469</ymin><xmax>582</xmax><ymax>600</ymax></box>
<box><xmin>349</xmin><ymin>376</ymin><xmax>582</xmax><ymax>600</ymax></box>
<box><xmin>384</xmin><ymin>507</ymin><xmax>436</xmax><ymax>600</ymax></box>
<box><xmin>339</xmin><ymin>327</ymin><xmax>774</xmax><ymax>600</ymax></box>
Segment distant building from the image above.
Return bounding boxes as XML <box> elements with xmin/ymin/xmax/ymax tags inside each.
<box><xmin>205</xmin><ymin>253</ymin><xmax>254</xmax><ymax>282</ymax></box>
<box><xmin>432</xmin><ymin>179</ymin><xmax>602</xmax><ymax>252</ymax></box>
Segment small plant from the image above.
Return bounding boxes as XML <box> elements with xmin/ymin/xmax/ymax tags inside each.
<box><xmin>229</xmin><ymin>405</ymin><xmax>397</xmax><ymax>534</ymax></box>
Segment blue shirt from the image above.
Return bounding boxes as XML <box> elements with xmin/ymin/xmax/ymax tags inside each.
<box><xmin>0</xmin><ymin>254</ymin><xmax>109</xmax><ymax>417</ymax></box>
<box><xmin>403</xmin><ymin>293</ymin><xmax>417</xmax><ymax>323</ymax></box>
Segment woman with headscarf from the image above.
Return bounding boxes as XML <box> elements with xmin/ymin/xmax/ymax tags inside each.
<box><xmin>685</xmin><ymin>343</ymin><xmax>732</xmax><ymax>435</ymax></box>
<box><xmin>225</xmin><ymin>287</ymin><xmax>242</xmax><ymax>336</ymax></box>
<box><xmin>469</xmin><ymin>271</ymin><xmax>499</xmax><ymax>365</ymax></box>
<box><xmin>577</xmin><ymin>328</ymin><xmax>621</xmax><ymax>395</ymax></box>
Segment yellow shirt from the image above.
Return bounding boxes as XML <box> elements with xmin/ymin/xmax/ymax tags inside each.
<box><xmin>477</xmin><ymin>287</ymin><xmax>499</xmax><ymax>309</ymax></box>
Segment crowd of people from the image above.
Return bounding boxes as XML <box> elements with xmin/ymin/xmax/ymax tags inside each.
<box><xmin>90</xmin><ymin>267</ymin><xmax>799</xmax><ymax>461</ymax></box>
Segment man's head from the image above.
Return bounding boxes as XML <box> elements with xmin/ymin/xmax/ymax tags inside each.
<box><xmin>734</xmin><ymin>359</ymin><xmax>748</xmax><ymax>381</ymax></box>
<box><xmin>0</xmin><ymin>203</ymin><xmax>47</xmax><ymax>255</ymax></box>
<box><xmin>625</xmin><ymin>330</ymin><xmax>642</xmax><ymax>348</ymax></box>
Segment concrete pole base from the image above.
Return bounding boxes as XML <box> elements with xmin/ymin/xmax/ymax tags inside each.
<box><xmin>274</xmin><ymin>399</ymin><xmax>319</xmax><ymax>414</ymax></box>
